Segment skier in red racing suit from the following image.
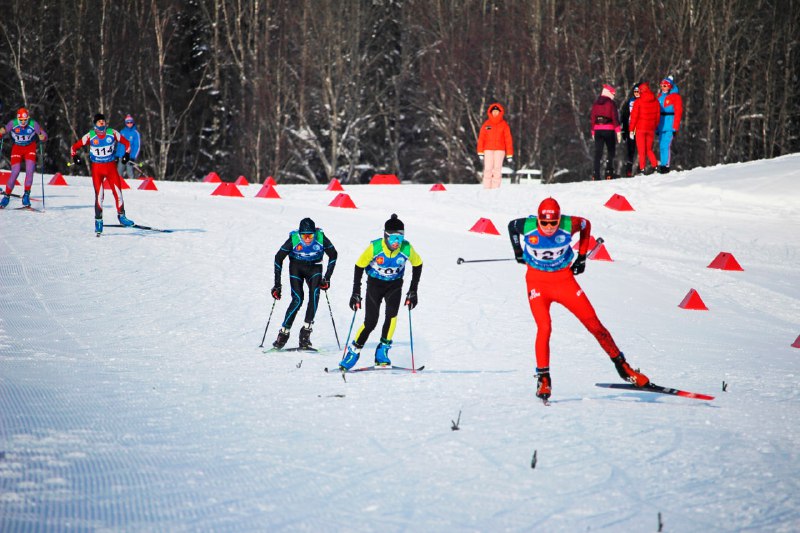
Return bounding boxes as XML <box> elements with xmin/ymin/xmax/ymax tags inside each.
<box><xmin>508</xmin><ymin>197</ymin><xmax>649</xmax><ymax>400</ymax></box>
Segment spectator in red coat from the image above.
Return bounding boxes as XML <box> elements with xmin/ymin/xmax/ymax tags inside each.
<box><xmin>476</xmin><ymin>103</ymin><xmax>513</xmax><ymax>189</ymax></box>
<box><xmin>629</xmin><ymin>82</ymin><xmax>661</xmax><ymax>175</ymax></box>
<box><xmin>590</xmin><ymin>84</ymin><xmax>622</xmax><ymax>180</ymax></box>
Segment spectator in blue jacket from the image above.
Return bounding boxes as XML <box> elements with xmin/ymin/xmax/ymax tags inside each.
<box><xmin>656</xmin><ymin>76</ymin><xmax>683</xmax><ymax>173</ymax></box>
<box><xmin>116</xmin><ymin>114</ymin><xmax>141</xmax><ymax>179</ymax></box>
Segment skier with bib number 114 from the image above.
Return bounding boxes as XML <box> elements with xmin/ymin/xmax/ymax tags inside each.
<box><xmin>508</xmin><ymin>197</ymin><xmax>649</xmax><ymax>401</ymax></box>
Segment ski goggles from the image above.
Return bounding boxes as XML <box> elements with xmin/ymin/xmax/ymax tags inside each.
<box><xmin>299</xmin><ymin>232</ymin><xmax>315</xmax><ymax>241</ymax></box>
<box><xmin>385</xmin><ymin>232</ymin><xmax>404</xmax><ymax>247</ymax></box>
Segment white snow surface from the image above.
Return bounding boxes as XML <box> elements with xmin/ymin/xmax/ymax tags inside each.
<box><xmin>1</xmin><ymin>156</ymin><xmax>799</xmax><ymax>532</ymax></box>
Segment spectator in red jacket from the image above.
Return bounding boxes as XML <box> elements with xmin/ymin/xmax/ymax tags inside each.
<box><xmin>589</xmin><ymin>84</ymin><xmax>622</xmax><ymax>180</ymax></box>
<box><xmin>476</xmin><ymin>103</ymin><xmax>513</xmax><ymax>189</ymax></box>
<box><xmin>629</xmin><ymin>82</ymin><xmax>661</xmax><ymax>175</ymax></box>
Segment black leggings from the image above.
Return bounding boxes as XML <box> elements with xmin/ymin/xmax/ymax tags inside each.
<box><xmin>354</xmin><ymin>277</ymin><xmax>403</xmax><ymax>347</ymax></box>
<box><xmin>281</xmin><ymin>261</ymin><xmax>322</xmax><ymax>328</ymax></box>
<box><xmin>593</xmin><ymin>130</ymin><xmax>617</xmax><ymax>178</ymax></box>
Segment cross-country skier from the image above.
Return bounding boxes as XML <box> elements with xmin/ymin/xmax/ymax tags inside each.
<box><xmin>508</xmin><ymin>197</ymin><xmax>649</xmax><ymax>401</ymax></box>
<box><xmin>0</xmin><ymin>108</ymin><xmax>48</xmax><ymax>209</ymax></box>
<box><xmin>338</xmin><ymin>214</ymin><xmax>423</xmax><ymax>370</ymax></box>
<box><xmin>271</xmin><ymin>217</ymin><xmax>338</xmax><ymax>350</ymax></box>
<box><xmin>70</xmin><ymin>113</ymin><xmax>134</xmax><ymax>234</ymax></box>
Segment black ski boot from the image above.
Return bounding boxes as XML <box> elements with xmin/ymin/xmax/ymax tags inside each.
<box><xmin>273</xmin><ymin>328</ymin><xmax>290</xmax><ymax>349</ymax></box>
<box><xmin>299</xmin><ymin>325</ymin><xmax>313</xmax><ymax>349</ymax></box>
<box><xmin>535</xmin><ymin>367</ymin><xmax>551</xmax><ymax>400</ymax></box>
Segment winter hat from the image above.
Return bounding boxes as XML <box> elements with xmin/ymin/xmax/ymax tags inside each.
<box><xmin>384</xmin><ymin>213</ymin><xmax>404</xmax><ymax>233</ymax></box>
<box><xmin>538</xmin><ymin>197</ymin><xmax>561</xmax><ymax>221</ymax></box>
<box><xmin>601</xmin><ymin>84</ymin><xmax>616</xmax><ymax>98</ymax></box>
<box><xmin>94</xmin><ymin>113</ymin><xmax>106</xmax><ymax>124</ymax></box>
<box><xmin>125</xmin><ymin>114</ymin><xmax>135</xmax><ymax>124</ymax></box>
<box><xmin>661</xmin><ymin>76</ymin><xmax>674</xmax><ymax>89</ymax></box>
<box><xmin>17</xmin><ymin>108</ymin><xmax>29</xmax><ymax>122</ymax></box>
<box><xmin>298</xmin><ymin>217</ymin><xmax>316</xmax><ymax>234</ymax></box>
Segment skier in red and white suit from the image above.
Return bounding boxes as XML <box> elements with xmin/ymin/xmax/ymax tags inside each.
<box><xmin>71</xmin><ymin>113</ymin><xmax>134</xmax><ymax>234</ymax></box>
<box><xmin>508</xmin><ymin>197</ymin><xmax>649</xmax><ymax>400</ymax></box>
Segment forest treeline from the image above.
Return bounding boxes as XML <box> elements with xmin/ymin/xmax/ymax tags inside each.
<box><xmin>1</xmin><ymin>0</ymin><xmax>797</xmax><ymax>183</ymax></box>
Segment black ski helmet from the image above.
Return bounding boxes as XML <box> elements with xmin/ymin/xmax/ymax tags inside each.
<box><xmin>298</xmin><ymin>217</ymin><xmax>316</xmax><ymax>234</ymax></box>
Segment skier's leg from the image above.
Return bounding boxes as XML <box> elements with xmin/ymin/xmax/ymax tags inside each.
<box><xmin>525</xmin><ymin>269</ymin><xmax>556</xmax><ymax>369</ymax></box>
<box><xmin>557</xmin><ymin>273</ymin><xmax>622</xmax><ymax>358</ymax></box>
<box><xmin>303</xmin><ymin>265</ymin><xmax>322</xmax><ymax>325</ymax></box>
<box><xmin>281</xmin><ymin>270</ymin><xmax>305</xmax><ymax>329</ymax></box>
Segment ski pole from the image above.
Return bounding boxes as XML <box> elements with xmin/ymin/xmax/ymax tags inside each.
<box><xmin>587</xmin><ymin>237</ymin><xmax>605</xmax><ymax>258</ymax></box>
<box><xmin>408</xmin><ymin>306</ymin><xmax>416</xmax><ymax>373</ymax></box>
<box><xmin>258</xmin><ymin>298</ymin><xmax>277</xmax><ymax>348</ymax></box>
<box><xmin>38</xmin><ymin>143</ymin><xmax>46</xmax><ymax>210</ymax></box>
<box><xmin>324</xmin><ymin>290</ymin><xmax>341</xmax><ymax>350</ymax></box>
<box><xmin>341</xmin><ymin>308</ymin><xmax>358</xmax><ymax>359</ymax></box>
<box><xmin>456</xmin><ymin>257</ymin><xmax>514</xmax><ymax>264</ymax></box>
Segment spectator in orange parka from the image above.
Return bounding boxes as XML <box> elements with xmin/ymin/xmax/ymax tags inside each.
<box><xmin>477</xmin><ymin>102</ymin><xmax>513</xmax><ymax>189</ymax></box>
<box><xmin>629</xmin><ymin>82</ymin><xmax>661</xmax><ymax>175</ymax></box>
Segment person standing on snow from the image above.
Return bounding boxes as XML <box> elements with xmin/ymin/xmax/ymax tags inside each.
<box><xmin>656</xmin><ymin>75</ymin><xmax>683</xmax><ymax>173</ymax></box>
<box><xmin>271</xmin><ymin>217</ymin><xmax>338</xmax><ymax>350</ymax></box>
<box><xmin>338</xmin><ymin>214</ymin><xmax>423</xmax><ymax>370</ymax></box>
<box><xmin>589</xmin><ymin>84</ymin><xmax>622</xmax><ymax>180</ymax></box>
<box><xmin>116</xmin><ymin>114</ymin><xmax>141</xmax><ymax>180</ymax></box>
<box><xmin>476</xmin><ymin>103</ymin><xmax>513</xmax><ymax>189</ymax></box>
<box><xmin>507</xmin><ymin>197</ymin><xmax>649</xmax><ymax>401</ymax></box>
<box><xmin>0</xmin><ymin>108</ymin><xmax>48</xmax><ymax>209</ymax></box>
<box><xmin>619</xmin><ymin>84</ymin><xmax>640</xmax><ymax>177</ymax></box>
<box><xmin>629</xmin><ymin>81</ymin><xmax>661</xmax><ymax>175</ymax></box>
<box><xmin>70</xmin><ymin>113</ymin><xmax>134</xmax><ymax>234</ymax></box>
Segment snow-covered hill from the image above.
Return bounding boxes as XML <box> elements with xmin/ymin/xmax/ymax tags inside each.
<box><xmin>2</xmin><ymin>156</ymin><xmax>799</xmax><ymax>531</ymax></box>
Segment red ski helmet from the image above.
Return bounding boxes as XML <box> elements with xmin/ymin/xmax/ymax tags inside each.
<box><xmin>17</xmin><ymin>108</ymin><xmax>29</xmax><ymax>122</ymax></box>
<box><xmin>538</xmin><ymin>197</ymin><xmax>561</xmax><ymax>221</ymax></box>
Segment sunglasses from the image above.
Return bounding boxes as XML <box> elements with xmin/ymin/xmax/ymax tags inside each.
<box><xmin>539</xmin><ymin>220</ymin><xmax>558</xmax><ymax>227</ymax></box>
<box><xmin>125</xmin><ymin>120</ymin><xmax>134</xmax><ymax>124</ymax></box>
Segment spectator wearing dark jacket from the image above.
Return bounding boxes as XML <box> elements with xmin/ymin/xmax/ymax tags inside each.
<box><xmin>590</xmin><ymin>84</ymin><xmax>622</xmax><ymax>180</ymax></box>
<box><xmin>620</xmin><ymin>84</ymin><xmax>640</xmax><ymax>177</ymax></box>
<box><xmin>629</xmin><ymin>82</ymin><xmax>660</xmax><ymax>175</ymax></box>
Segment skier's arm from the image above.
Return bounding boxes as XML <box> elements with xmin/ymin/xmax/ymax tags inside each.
<box><xmin>115</xmin><ymin>130</ymin><xmax>131</xmax><ymax>153</ymax></box>
<box><xmin>273</xmin><ymin>238</ymin><xmax>292</xmax><ymax>286</ymax></box>
<box><xmin>322</xmin><ymin>236</ymin><xmax>338</xmax><ymax>281</ymax></box>
<box><xmin>571</xmin><ymin>216</ymin><xmax>592</xmax><ymax>256</ymax></box>
<box><xmin>507</xmin><ymin>218</ymin><xmax>526</xmax><ymax>261</ymax></box>
<box><xmin>71</xmin><ymin>134</ymin><xmax>90</xmax><ymax>156</ymax></box>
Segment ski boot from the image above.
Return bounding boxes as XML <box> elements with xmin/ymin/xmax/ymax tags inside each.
<box><xmin>118</xmin><ymin>212</ymin><xmax>135</xmax><ymax>227</ymax></box>
<box><xmin>611</xmin><ymin>353</ymin><xmax>650</xmax><ymax>387</ymax></box>
<box><xmin>21</xmin><ymin>191</ymin><xmax>31</xmax><ymax>207</ymax></box>
<box><xmin>374</xmin><ymin>339</ymin><xmax>392</xmax><ymax>366</ymax></box>
<box><xmin>0</xmin><ymin>193</ymin><xmax>10</xmax><ymax>209</ymax></box>
<box><xmin>299</xmin><ymin>324</ymin><xmax>313</xmax><ymax>349</ymax></box>
<box><xmin>339</xmin><ymin>342</ymin><xmax>362</xmax><ymax>371</ymax></box>
<box><xmin>95</xmin><ymin>218</ymin><xmax>103</xmax><ymax>234</ymax></box>
<box><xmin>272</xmin><ymin>328</ymin><xmax>290</xmax><ymax>349</ymax></box>
<box><xmin>535</xmin><ymin>368</ymin><xmax>552</xmax><ymax>400</ymax></box>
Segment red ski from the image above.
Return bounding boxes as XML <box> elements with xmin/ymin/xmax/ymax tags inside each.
<box><xmin>596</xmin><ymin>382</ymin><xmax>715</xmax><ymax>401</ymax></box>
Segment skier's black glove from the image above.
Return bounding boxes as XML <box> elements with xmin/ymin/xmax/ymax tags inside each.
<box><xmin>405</xmin><ymin>290</ymin><xmax>418</xmax><ymax>310</ymax></box>
<box><xmin>121</xmin><ymin>153</ymin><xmax>130</xmax><ymax>165</ymax></box>
<box><xmin>514</xmin><ymin>251</ymin><xmax>525</xmax><ymax>264</ymax></box>
<box><xmin>271</xmin><ymin>285</ymin><xmax>281</xmax><ymax>300</ymax></box>
<box><xmin>349</xmin><ymin>291</ymin><xmax>362</xmax><ymax>311</ymax></box>
<box><xmin>320</xmin><ymin>278</ymin><xmax>330</xmax><ymax>291</ymax></box>
<box><xmin>72</xmin><ymin>154</ymin><xmax>82</xmax><ymax>165</ymax></box>
<box><xmin>571</xmin><ymin>254</ymin><xmax>587</xmax><ymax>276</ymax></box>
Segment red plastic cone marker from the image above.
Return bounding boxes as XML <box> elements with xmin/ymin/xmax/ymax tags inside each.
<box><xmin>103</xmin><ymin>178</ymin><xmax>130</xmax><ymax>190</ymax></box>
<box><xmin>370</xmin><ymin>173</ymin><xmax>401</xmax><ymax>185</ymax></box>
<box><xmin>203</xmin><ymin>172</ymin><xmax>221</xmax><ymax>183</ymax></box>
<box><xmin>138</xmin><ymin>178</ymin><xmax>158</xmax><ymax>190</ymax></box>
<box><xmin>48</xmin><ymin>173</ymin><xmax>68</xmax><ymax>185</ymax></box>
<box><xmin>211</xmin><ymin>182</ymin><xmax>244</xmax><ymax>197</ymax></box>
<box><xmin>678</xmin><ymin>289</ymin><xmax>708</xmax><ymax>310</ymax></box>
<box><xmin>469</xmin><ymin>217</ymin><xmax>500</xmax><ymax>235</ymax></box>
<box><xmin>326</xmin><ymin>178</ymin><xmax>344</xmax><ymax>191</ymax></box>
<box><xmin>574</xmin><ymin>235</ymin><xmax>598</xmax><ymax>251</ymax></box>
<box><xmin>255</xmin><ymin>184</ymin><xmax>281</xmax><ymax>199</ymax></box>
<box><xmin>264</xmin><ymin>176</ymin><xmax>277</xmax><ymax>186</ymax></box>
<box><xmin>707</xmin><ymin>252</ymin><xmax>744</xmax><ymax>271</ymax></box>
<box><xmin>792</xmin><ymin>335</ymin><xmax>800</xmax><ymax>348</ymax></box>
<box><xmin>234</xmin><ymin>175</ymin><xmax>250</xmax><ymax>186</ymax></box>
<box><xmin>329</xmin><ymin>193</ymin><xmax>357</xmax><ymax>208</ymax></box>
<box><xmin>590</xmin><ymin>244</ymin><xmax>613</xmax><ymax>261</ymax></box>
<box><xmin>430</xmin><ymin>183</ymin><xmax>447</xmax><ymax>191</ymax></box>
<box><xmin>604</xmin><ymin>194</ymin><xmax>635</xmax><ymax>211</ymax></box>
